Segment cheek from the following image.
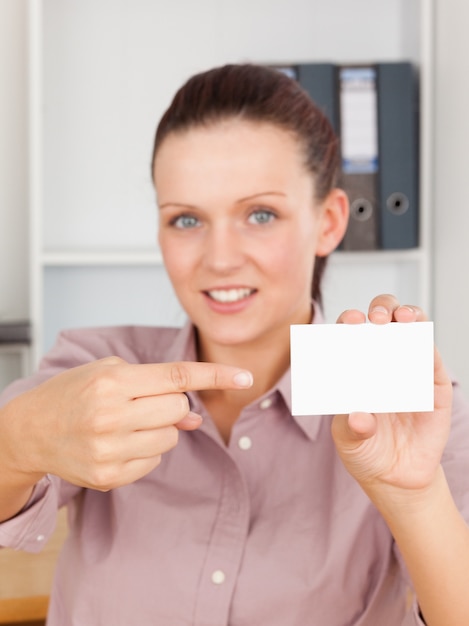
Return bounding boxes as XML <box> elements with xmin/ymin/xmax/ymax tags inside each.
<box><xmin>279</xmin><ymin>246</ymin><xmax>318</xmax><ymax>306</ymax></box>
<box><xmin>272</xmin><ymin>227</ymin><xmax>318</xmax><ymax>275</ymax></box>
<box><xmin>258</xmin><ymin>243</ymin><xmax>313</xmax><ymax>297</ymax></box>
<box><xmin>159</xmin><ymin>235</ymin><xmax>190</xmax><ymax>285</ymax></box>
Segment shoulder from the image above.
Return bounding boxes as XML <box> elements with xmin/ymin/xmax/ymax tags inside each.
<box><xmin>42</xmin><ymin>325</ymin><xmax>185</xmax><ymax>369</ymax></box>
<box><xmin>0</xmin><ymin>324</ymin><xmax>188</xmax><ymax>409</ymax></box>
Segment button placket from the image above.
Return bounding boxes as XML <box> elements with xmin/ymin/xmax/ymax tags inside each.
<box><xmin>193</xmin><ymin>459</ymin><xmax>250</xmax><ymax>624</ymax></box>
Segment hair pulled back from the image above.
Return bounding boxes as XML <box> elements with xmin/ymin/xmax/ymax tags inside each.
<box><xmin>151</xmin><ymin>63</ymin><xmax>341</xmax><ymax>306</ymax></box>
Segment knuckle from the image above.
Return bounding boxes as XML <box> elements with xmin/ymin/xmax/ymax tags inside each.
<box><xmin>87</xmin><ymin>437</ymin><xmax>114</xmax><ymax>465</ymax></box>
<box><xmin>86</xmin><ymin>372</ymin><xmax>117</xmax><ymax>400</ymax></box>
<box><xmin>169</xmin><ymin>363</ymin><xmax>191</xmax><ymax>391</ymax></box>
<box><xmin>176</xmin><ymin>392</ymin><xmax>190</xmax><ymax>416</ymax></box>
<box><xmin>86</xmin><ymin>464</ymin><xmax>116</xmax><ymax>491</ymax></box>
<box><xmin>154</xmin><ymin>426</ymin><xmax>179</xmax><ymax>454</ymax></box>
<box><xmin>370</xmin><ymin>293</ymin><xmax>397</xmax><ymax>307</ymax></box>
<box><xmin>167</xmin><ymin>427</ymin><xmax>179</xmax><ymax>450</ymax></box>
<box><xmin>98</xmin><ymin>356</ymin><xmax>125</xmax><ymax>367</ymax></box>
<box><xmin>84</xmin><ymin>362</ymin><xmax>128</xmax><ymax>401</ymax></box>
<box><xmin>211</xmin><ymin>366</ymin><xmax>221</xmax><ymax>389</ymax></box>
<box><xmin>84</xmin><ymin>408</ymin><xmax>116</xmax><ymax>436</ymax></box>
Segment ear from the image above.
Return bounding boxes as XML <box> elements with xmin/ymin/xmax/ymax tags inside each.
<box><xmin>315</xmin><ymin>188</ymin><xmax>349</xmax><ymax>257</ymax></box>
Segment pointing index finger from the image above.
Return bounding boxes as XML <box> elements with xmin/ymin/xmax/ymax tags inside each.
<box><xmin>126</xmin><ymin>361</ymin><xmax>253</xmax><ymax>398</ymax></box>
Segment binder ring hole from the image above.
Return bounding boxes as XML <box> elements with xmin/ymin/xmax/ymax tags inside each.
<box><xmin>350</xmin><ymin>198</ymin><xmax>373</xmax><ymax>222</ymax></box>
<box><xmin>386</xmin><ymin>192</ymin><xmax>409</xmax><ymax>215</ymax></box>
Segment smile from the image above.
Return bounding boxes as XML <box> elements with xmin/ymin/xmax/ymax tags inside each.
<box><xmin>206</xmin><ymin>288</ymin><xmax>255</xmax><ymax>303</ymax></box>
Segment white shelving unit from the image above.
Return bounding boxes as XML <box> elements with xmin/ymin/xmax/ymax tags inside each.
<box><xmin>26</xmin><ymin>0</ymin><xmax>433</xmax><ymax>366</ymax></box>
<box><xmin>0</xmin><ymin>344</ymin><xmax>31</xmax><ymax>381</ymax></box>
<box><xmin>0</xmin><ymin>0</ymin><xmax>30</xmax><ymax>392</ymax></box>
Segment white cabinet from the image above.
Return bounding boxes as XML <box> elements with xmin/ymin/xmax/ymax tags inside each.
<box><xmin>23</xmin><ymin>0</ymin><xmax>433</xmax><ymax>365</ymax></box>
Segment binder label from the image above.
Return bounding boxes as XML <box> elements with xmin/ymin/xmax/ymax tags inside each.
<box><xmin>340</xmin><ymin>67</ymin><xmax>379</xmax><ymax>175</ymax></box>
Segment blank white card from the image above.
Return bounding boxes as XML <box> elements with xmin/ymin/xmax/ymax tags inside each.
<box><xmin>290</xmin><ymin>322</ymin><xmax>434</xmax><ymax>415</ymax></box>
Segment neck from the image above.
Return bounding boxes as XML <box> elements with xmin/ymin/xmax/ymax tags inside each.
<box><xmin>194</xmin><ymin>303</ymin><xmax>314</xmax><ymax>442</ymax></box>
<box><xmin>197</xmin><ymin>326</ymin><xmax>291</xmax><ymax>400</ymax></box>
<box><xmin>196</xmin><ymin>329</ymin><xmax>291</xmax><ymax>444</ymax></box>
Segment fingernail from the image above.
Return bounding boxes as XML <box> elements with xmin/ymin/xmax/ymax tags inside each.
<box><xmin>233</xmin><ymin>371</ymin><xmax>253</xmax><ymax>388</ymax></box>
<box><xmin>371</xmin><ymin>305</ymin><xmax>388</xmax><ymax>315</ymax></box>
<box><xmin>187</xmin><ymin>411</ymin><xmax>203</xmax><ymax>422</ymax></box>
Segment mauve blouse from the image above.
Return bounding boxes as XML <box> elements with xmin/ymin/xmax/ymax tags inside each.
<box><xmin>1</xmin><ymin>319</ymin><xmax>468</xmax><ymax>625</ymax></box>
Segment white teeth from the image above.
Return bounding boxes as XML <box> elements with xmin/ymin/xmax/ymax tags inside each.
<box><xmin>208</xmin><ymin>288</ymin><xmax>253</xmax><ymax>303</ymax></box>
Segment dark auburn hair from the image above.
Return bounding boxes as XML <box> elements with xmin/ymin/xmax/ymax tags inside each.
<box><xmin>151</xmin><ymin>63</ymin><xmax>341</xmax><ymax>307</ymax></box>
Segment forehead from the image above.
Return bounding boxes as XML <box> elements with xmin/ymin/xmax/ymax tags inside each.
<box><xmin>153</xmin><ymin>119</ymin><xmax>307</xmax><ymax>187</ymax></box>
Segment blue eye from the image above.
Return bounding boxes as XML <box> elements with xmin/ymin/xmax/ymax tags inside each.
<box><xmin>171</xmin><ymin>214</ymin><xmax>200</xmax><ymax>229</ymax></box>
<box><xmin>248</xmin><ymin>209</ymin><xmax>276</xmax><ymax>225</ymax></box>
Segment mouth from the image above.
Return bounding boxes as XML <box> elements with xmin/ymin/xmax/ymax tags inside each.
<box><xmin>205</xmin><ymin>287</ymin><xmax>256</xmax><ymax>303</ymax></box>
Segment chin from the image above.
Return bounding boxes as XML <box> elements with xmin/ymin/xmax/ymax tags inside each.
<box><xmin>198</xmin><ymin>317</ymin><xmax>286</xmax><ymax>350</ymax></box>
<box><xmin>193</xmin><ymin>319</ymin><xmax>256</xmax><ymax>347</ymax></box>
<box><xmin>203</xmin><ymin>329</ymin><xmax>255</xmax><ymax>347</ymax></box>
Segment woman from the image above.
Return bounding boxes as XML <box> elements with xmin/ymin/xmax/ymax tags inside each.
<box><xmin>0</xmin><ymin>64</ymin><xmax>468</xmax><ymax>625</ymax></box>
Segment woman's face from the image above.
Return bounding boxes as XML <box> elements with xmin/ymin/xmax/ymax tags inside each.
<box><xmin>154</xmin><ymin>119</ymin><xmax>346</xmax><ymax>350</ymax></box>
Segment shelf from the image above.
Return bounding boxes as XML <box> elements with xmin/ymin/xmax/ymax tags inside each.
<box><xmin>39</xmin><ymin>248</ymin><xmax>424</xmax><ymax>268</ymax></box>
<box><xmin>330</xmin><ymin>248</ymin><xmax>424</xmax><ymax>264</ymax></box>
<box><xmin>41</xmin><ymin>250</ymin><xmax>163</xmax><ymax>266</ymax></box>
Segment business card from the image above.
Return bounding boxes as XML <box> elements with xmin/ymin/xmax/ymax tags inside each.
<box><xmin>290</xmin><ymin>322</ymin><xmax>434</xmax><ymax>415</ymax></box>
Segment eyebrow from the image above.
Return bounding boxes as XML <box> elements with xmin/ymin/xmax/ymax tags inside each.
<box><xmin>158</xmin><ymin>202</ymin><xmax>198</xmax><ymax>211</ymax></box>
<box><xmin>158</xmin><ymin>191</ymin><xmax>286</xmax><ymax>211</ymax></box>
<box><xmin>237</xmin><ymin>191</ymin><xmax>287</xmax><ymax>203</ymax></box>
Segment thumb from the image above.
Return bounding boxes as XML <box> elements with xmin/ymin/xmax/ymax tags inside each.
<box><xmin>332</xmin><ymin>412</ymin><xmax>377</xmax><ymax>450</ymax></box>
<box><xmin>175</xmin><ymin>411</ymin><xmax>204</xmax><ymax>431</ymax></box>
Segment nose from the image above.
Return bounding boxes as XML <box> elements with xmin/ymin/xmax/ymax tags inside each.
<box><xmin>202</xmin><ymin>222</ymin><xmax>245</xmax><ymax>274</ymax></box>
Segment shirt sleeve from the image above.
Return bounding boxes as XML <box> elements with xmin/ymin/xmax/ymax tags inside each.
<box><xmin>396</xmin><ymin>375</ymin><xmax>469</xmax><ymax>625</ymax></box>
<box><xmin>0</xmin><ymin>475</ymin><xmax>59</xmax><ymax>553</ymax></box>
<box><xmin>0</xmin><ymin>328</ymin><xmax>105</xmax><ymax>551</ymax></box>
<box><xmin>441</xmin><ymin>380</ymin><xmax>469</xmax><ymax>522</ymax></box>
<box><xmin>401</xmin><ymin>600</ymin><xmax>427</xmax><ymax>625</ymax></box>
<box><xmin>0</xmin><ymin>327</ymin><xmax>106</xmax><ymax>409</ymax></box>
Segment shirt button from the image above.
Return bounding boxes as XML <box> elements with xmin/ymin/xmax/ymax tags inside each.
<box><xmin>211</xmin><ymin>570</ymin><xmax>226</xmax><ymax>585</ymax></box>
<box><xmin>259</xmin><ymin>397</ymin><xmax>272</xmax><ymax>409</ymax></box>
<box><xmin>238</xmin><ymin>436</ymin><xmax>252</xmax><ymax>451</ymax></box>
